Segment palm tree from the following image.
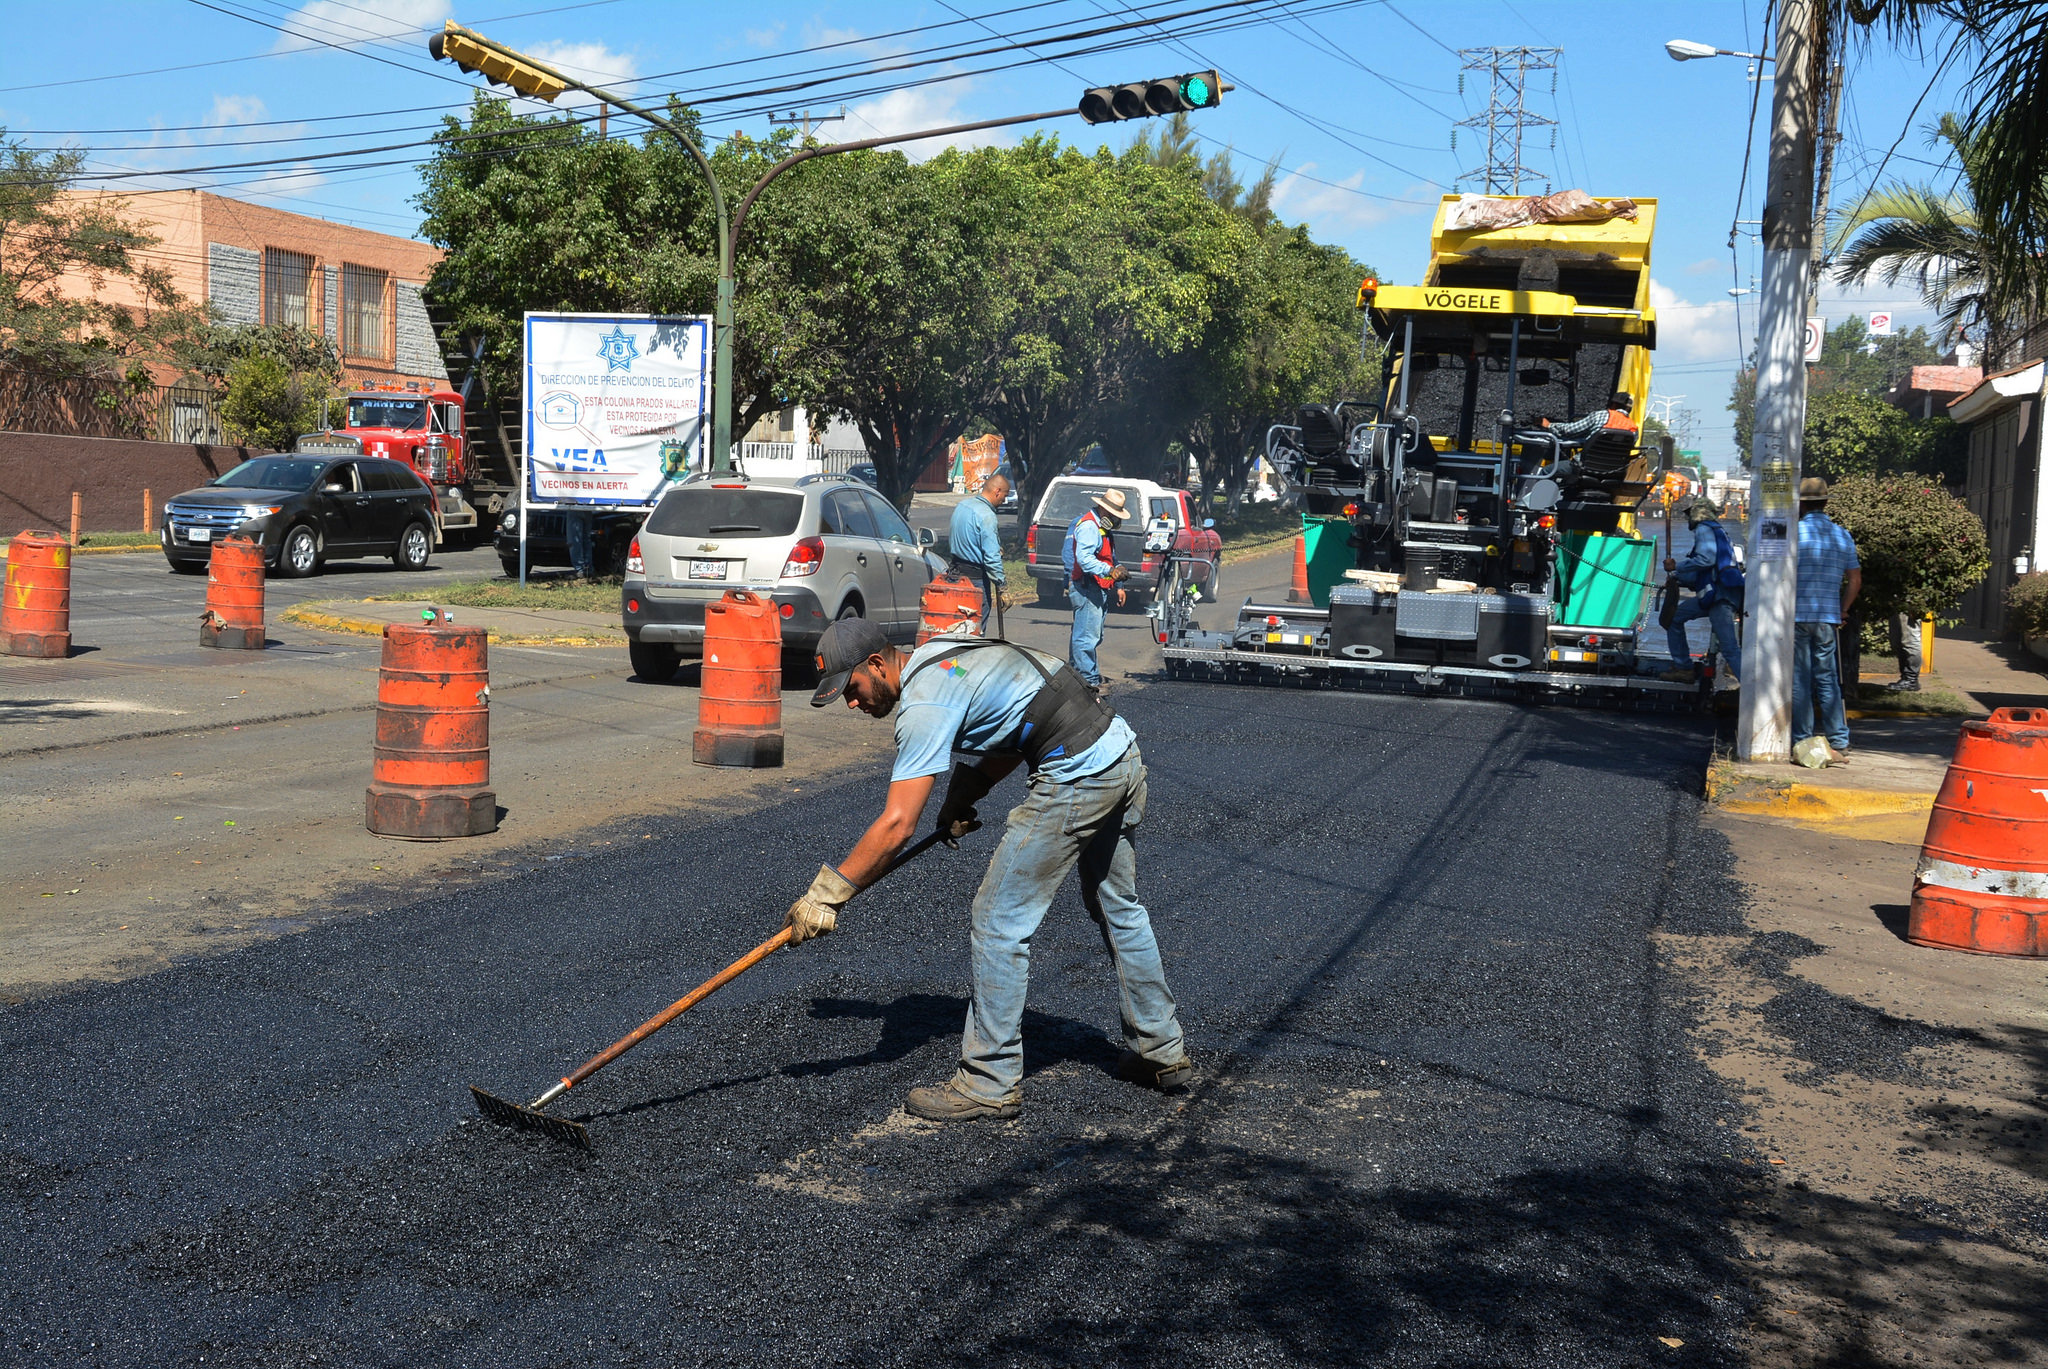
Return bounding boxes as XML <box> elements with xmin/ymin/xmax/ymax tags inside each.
<box><xmin>1831</xmin><ymin>114</ymin><xmax>2028</xmax><ymax>360</ymax></box>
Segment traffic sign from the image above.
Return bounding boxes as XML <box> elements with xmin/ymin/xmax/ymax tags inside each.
<box><xmin>1804</xmin><ymin>317</ymin><xmax>1826</xmax><ymax>364</ymax></box>
<box><xmin>1868</xmin><ymin>311</ymin><xmax>1894</xmax><ymax>336</ymax></box>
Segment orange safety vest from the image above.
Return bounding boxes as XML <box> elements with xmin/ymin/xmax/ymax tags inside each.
<box><xmin>1600</xmin><ymin>409</ymin><xmax>1638</xmax><ymax>435</ymax></box>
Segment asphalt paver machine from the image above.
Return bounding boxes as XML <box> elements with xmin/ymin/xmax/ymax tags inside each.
<box><xmin>1158</xmin><ymin>193</ymin><xmax>1696</xmax><ymax>704</ymax></box>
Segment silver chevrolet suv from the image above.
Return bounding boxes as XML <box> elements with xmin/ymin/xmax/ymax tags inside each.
<box><xmin>621</xmin><ymin>471</ymin><xmax>943</xmax><ymax>681</ymax></box>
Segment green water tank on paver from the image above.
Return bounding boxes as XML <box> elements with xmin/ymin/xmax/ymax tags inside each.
<box><xmin>1555</xmin><ymin>533</ymin><xmax>1655</xmax><ymax>630</ymax></box>
<box><xmin>1302</xmin><ymin>515</ymin><xmax>1352</xmax><ymax>608</ymax></box>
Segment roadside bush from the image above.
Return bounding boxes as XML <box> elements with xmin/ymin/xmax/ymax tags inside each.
<box><xmin>219</xmin><ymin>354</ymin><xmax>328</xmax><ymax>451</ymax></box>
<box><xmin>1824</xmin><ymin>473</ymin><xmax>1989</xmax><ymax>622</ymax></box>
<box><xmin>2007</xmin><ymin>573</ymin><xmax>2048</xmax><ymax>640</ymax></box>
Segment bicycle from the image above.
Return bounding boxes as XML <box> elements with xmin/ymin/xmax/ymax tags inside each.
<box><xmin>1143</xmin><ymin>517</ymin><xmax>1221</xmax><ymax>647</ymax></box>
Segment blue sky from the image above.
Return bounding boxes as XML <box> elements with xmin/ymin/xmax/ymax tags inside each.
<box><xmin>2</xmin><ymin>1</ymin><xmax>1980</xmax><ymax>467</ymax></box>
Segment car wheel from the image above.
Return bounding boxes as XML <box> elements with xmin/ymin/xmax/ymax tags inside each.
<box><xmin>629</xmin><ymin>639</ymin><xmax>681</xmax><ymax>682</ymax></box>
<box><xmin>278</xmin><ymin>524</ymin><xmax>321</xmax><ymax>578</ymax></box>
<box><xmin>167</xmin><ymin>558</ymin><xmax>205</xmax><ymax>576</ymax></box>
<box><xmin>394</xmin><ymin>521</ymin><xmax>433</xmax><ymax>571</ymax></box>
<box><xmin>499</xmin><ymin>554</ymin><xmax>522</xmax><ymax>579</ymax></box>
<box><xmin>836</xmin><ymin>598</ymin><xmax>863</xmax><ymax>621</ymax></box>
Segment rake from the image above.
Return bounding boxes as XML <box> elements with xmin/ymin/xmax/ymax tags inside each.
<box><xmin>470</xmin><ymin>830</ymin><xmax>950</xmax><ymax>1150</ymax></box>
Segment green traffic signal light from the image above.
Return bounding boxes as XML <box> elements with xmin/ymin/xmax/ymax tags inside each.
<box><xmin>1179</xmin><ymin>71</ymin><xmax>1219</xmax><ymax>109</ymax></box>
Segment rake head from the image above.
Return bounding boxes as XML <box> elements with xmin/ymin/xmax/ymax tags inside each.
<box><xmin>469</xmin><ymin>1085</ymin><xmax>592</xmax><ymax>1150</ymax></box>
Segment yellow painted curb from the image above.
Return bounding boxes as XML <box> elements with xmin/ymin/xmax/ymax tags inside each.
<box><xmin>279</xmin><ymin>602</ymin><xmax>623</xmax><ymax>647</ymax></box>
<box><xmin>1717</xmin><ymin>785</ymin><xmax>1934</xmax><ymax>822</ymax></box>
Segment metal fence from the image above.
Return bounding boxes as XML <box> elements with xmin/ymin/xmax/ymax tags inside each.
<box><xmin>733</xmin><ymin>442</ymin><xmax>869</xmax><ymax>474</ymax></box>
<box><xmin>0</xmin><ymin>365</ymin><xmax>227</xmax><ymax>444</ymax></box>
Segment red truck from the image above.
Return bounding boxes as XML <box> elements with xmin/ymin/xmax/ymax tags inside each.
<box><xmin>1023</xmin><ymin>475</ymin><xmax>1222</xmax><ymax>607</ymax></box>
<box><xmin>294</xmin><ymin>383</ymin><xmax>506</xmax><ymax>543</ymax></box>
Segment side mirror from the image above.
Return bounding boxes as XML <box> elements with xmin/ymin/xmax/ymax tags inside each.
<box><xmin>917</xmin><ymin>527</ymin><xmax>936</xmax><ymax>547</ymax></box>
<box><xmin>1202</xmin><ymin>518</ymin><xmax>1216</xmax><ymax>530</ymax></box>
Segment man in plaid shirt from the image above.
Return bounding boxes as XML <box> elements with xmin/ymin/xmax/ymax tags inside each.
<box><xmin>1793</xmin><ymin>477</ymin><xmax>1863</xmax><ymax>763</ymax></box>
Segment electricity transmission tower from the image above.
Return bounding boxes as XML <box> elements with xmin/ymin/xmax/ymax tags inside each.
<box><xmin>1452</xmin><ymin>47</ymin><xmax>1561</xmax><ymax>194</ymax></box>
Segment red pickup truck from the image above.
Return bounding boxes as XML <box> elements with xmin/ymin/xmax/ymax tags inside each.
<box><xmin>1024</xmin><ymin>476</ymin><xmax>1222</xmax><ymax>606</ymax></box>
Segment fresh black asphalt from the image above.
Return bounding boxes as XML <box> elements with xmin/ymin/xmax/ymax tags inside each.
<box><xmin>3</xmin><ymin>682</ymin><xmax>1757</xmax><ymax>1366</ymax></box>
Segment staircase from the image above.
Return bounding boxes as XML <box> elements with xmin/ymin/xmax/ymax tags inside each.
<box><xmin>426</xmin><ymin>301</ymin><xmax>522</xmax><ymax>519</ymax></box>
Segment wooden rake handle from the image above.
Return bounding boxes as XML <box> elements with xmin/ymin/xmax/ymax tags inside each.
<box><xmin>552</xmin><ymin>829</ymin><xmax>949</xmax><ymax>1097</ymax></box>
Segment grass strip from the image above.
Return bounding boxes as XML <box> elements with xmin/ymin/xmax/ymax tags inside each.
<box><xmin>0</xmin><ymin>530</ymin><xmax>161</xmax><ymax>554</ymax></box>
<box><xmin>369</xmin><ymin>577</ymin><xmax>623</xmax><ymax>613</ymax></box>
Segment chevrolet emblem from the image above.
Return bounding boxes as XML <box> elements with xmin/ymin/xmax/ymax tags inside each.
<box><xmin>697</xmin><ymin>543</ymin><xmax>719</xmax><ymax>552</ymax></box>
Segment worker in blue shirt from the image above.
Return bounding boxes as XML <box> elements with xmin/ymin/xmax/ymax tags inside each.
<box><xmin>1793</xmin><ymin>477</ymin><xmax>1862</xmax><ymax>763</ymax></box>
<box><xmin>783</xmin><ymin>617</ymin><xmax>1191</xmax><ymax>1122</ymax></box>
<box><xmin>946</xmin><ymin>467</ymin><xmax>1010</xmax><ymax>631</ymax></box>
<box><xmin>1659</xmin><ymin>496</ymin><xmax>1745</xmax><ymax>683</ymax></box>
<box><xmin>1061</xmin><ymin>488</ymin><xmax>1130</xmax><ymax>696</ymax></box>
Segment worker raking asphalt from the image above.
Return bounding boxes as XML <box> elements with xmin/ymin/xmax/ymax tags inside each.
<box><xmin>2</xmin><ymin>684</ymin><xmax>1757</xmax><ymax>1365</ymax></box>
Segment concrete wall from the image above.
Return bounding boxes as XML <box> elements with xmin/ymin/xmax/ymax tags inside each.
<box><xmin>0</xmin><ymin>430</ymin><xmax>266</xmax><ymax>534</ymax></box>
<box><xmin>207</xmin><ymin>243</ymin><xmax>261</xmax><ymax>325</ymax></box>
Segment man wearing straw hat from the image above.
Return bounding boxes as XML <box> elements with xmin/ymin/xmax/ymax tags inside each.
<box><xmin>1793</xmin><ymin>476</ymin><xmax>1862</xmax><ymax>764</ymax></box>
<box><xmin>1061</xmin><ymin>487</ymin><xmax>1129</xmax><ymax>698</ymax></box>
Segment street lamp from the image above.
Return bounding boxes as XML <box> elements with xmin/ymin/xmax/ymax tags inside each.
<box><xmin>430</xmin><ymin>23</ymin><xmax>1223</xmax><ymax>475</ymax></box>
<box><xmin>1664</xmin><ymin>38</ymin><xmax>1773</xmax><ymax>62</ymax></box>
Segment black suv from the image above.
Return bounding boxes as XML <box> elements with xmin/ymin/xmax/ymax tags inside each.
<box><xmin>161</xmin><ymin>455</ymin><xmax>439</xmax><ymax>577</ymax></box>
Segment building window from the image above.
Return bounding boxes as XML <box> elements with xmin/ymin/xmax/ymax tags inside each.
<box><xmin>341</xmin><ymin>263</ymin><xmax>390</xmax><ymax>360</ymax></box>
<box><xmin>262</xmin><ymin>248</ymin><xmax>313</xmax><ymax>329</ymax></box>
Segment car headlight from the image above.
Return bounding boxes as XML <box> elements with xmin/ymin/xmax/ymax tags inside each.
<box><xmin>239</xmin><ymin>503</ymin><xmax>282</xmax><ymax>520</ymax></box>
<box><xmin>502</xmin><ymin>513</ymin><xmax>518</xmax><ymax>530</ymax></box>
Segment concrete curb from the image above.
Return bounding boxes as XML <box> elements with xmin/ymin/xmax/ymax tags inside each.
<box><xmin>1705</xmin><ymin>759</ymin><xmax>1935</xmax><ymax>821</ymax></box>
<box><xmin>279</xmin><ymin>601</ymin><xmax>625</xmax><ymax>647</ymax></box>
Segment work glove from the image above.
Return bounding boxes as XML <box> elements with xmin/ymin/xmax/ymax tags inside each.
<box><xmin>784</xmin><ymin>864</ymin><xmax>858</xmax><ymax>944</ymax></box>
<box><xmin>936</xmin><ymin>762</ymin><xmax>997</xmax><ymax>848</ymax></box>
<box><xmin>1108</xmin><ymin>564</ymin><xmax>1130</xmax><ymax>583</ymax></box>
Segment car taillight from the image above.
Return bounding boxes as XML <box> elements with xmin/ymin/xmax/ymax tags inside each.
<box><xmin>1142</xmin><ymin>554</ymin><xmax>1159</xmax><ymax>570</ymax></box>
<box><xmin>782</xmin><ymin>536</ymin><xmax>824</xmax><ymax>577</ymax></box>
<box><xmin>626</xmin><ymin>537</ymin><xmax>643</xmax><ymax>575</ymax></box>
<box><xmin>1025</xmin><ymin>524</ymin><xmax>1037</xmax><ymax>562</ymax></box>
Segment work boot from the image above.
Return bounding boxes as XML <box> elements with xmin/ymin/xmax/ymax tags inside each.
<box><xmin>1885</xmin><ymin>676</ymin><xmax>1921</xmax><ymax>693</ymax></box>
<box><xmin>904</xmin><ymin>1081</ymin><xmax>1020</xmax><ymax>1123</ymax></box>
<box><xmin>1114</xmin><ymin>1049</ymin><xmax>1193</xmax><ymax>1093</ymax></box>
<box><xmin>1657</xmin><ymin>666</ymin><xmax>1698</xmax><ymax>684</ymax></box>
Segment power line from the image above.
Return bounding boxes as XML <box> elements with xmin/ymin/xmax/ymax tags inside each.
<box><xmin>1452</xmin><ymin>47</ymin><xmax>1558</xmax><ymax>194</ymax></box>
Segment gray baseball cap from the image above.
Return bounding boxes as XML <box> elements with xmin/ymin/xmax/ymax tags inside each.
<box><xmin>809</xmin><ymin>617</ymin><xmax>892</xmax><ymax>706</ymax></box>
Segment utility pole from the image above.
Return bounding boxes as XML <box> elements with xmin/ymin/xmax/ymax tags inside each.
<box><xmin>1453</xmin><ymin>47</ymin><xmax>1561</xmax><ymax>194</ymax></box>
<box><xmin>1807</xmin><ymin>60</ymin><xmax>1843</xmax><ymax>313</ymax></box>
<box><xmin>769</xmin><ymin>107</ymin><xmax>846</xmax><ymax>141</ymax></box>
<box><xmin>1736</xmin><ymin>0</ymin><xmax>1816</xmax><ymax>763</ymax></box>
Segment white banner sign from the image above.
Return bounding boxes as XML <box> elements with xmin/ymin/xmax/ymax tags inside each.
<box><xmin>523</xmin><ymin>312</ymin><xmax>710</xmax><ymax>506</ymax></box>
<box><xmin>1868</xmin><ymin>311</ymin><xmax>1894</xmax><ymax>336</ymax></box>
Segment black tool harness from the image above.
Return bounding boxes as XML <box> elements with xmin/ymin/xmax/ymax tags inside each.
<box><xmin>899</xmin><ymin>639</ymin><xmax>1114</xmax><ymax>772</ymax></box>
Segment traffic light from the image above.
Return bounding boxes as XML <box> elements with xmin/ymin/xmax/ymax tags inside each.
<box><xmin>1078</xmin><ymin>70</ymin><xmax>1225</xmax><ymax>124</ymax></box>
<box><xmin>428</xmin><ymin>23</ymin><xmax>568</xmax><ymax>102</ymax></box>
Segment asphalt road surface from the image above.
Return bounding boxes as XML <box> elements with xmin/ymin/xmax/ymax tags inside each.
<box><xmin>0</xmin><ymin>679</ymin><xmax>1750</xmax><ymax>1366</ymax></box>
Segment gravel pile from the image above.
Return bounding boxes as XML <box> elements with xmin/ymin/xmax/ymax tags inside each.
<box><xmin>2</xmin><ymin>686</ymin><xmax>1754</xmax><ymax>1366</ymax></box>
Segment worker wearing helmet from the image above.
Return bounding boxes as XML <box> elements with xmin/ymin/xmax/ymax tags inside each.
<box><xmin>1539</xmin><ymin>391</ymin><xmax>1638</xmax><ymax>443</ymax></box>
<box><xmin>782</xmin><ymin>616</ymin><xmax>1191</xmax><ymax>1123</ymax></box>
<box><xmin>1659</xmin><ymin>496</ymin><xmax>1745</xmax><ymax>684</ymax></box>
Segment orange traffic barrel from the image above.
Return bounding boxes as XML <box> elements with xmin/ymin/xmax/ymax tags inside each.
<box><xmin>1909</xmin><ymin>707</ymin><xmax>2048</xmax><ymax>957</ymax></box>
<box><xmin>915</xmin><ymin>572</ymin><xmax>984</xmax><ymax>646</ymax></box>
<box><xmin>3</xmin><ymin>529</ymin><xmax>72</xmax><ymax>658</ymax></box>
<box><xmin>1287</xmin><ymin>533</ymin><xmax>1310</xmax><ymax>604</ymax></box>
<box><xmin>365</xmin><ymin>615</ymin><xmax>497</xmax><ymax>838</ymax></box>
<box><xmin>694</xmin><ymin>589</ymin><xmax>784</xmax><ymax>768</ymax></box>
<box><xmin>200</xmin><ymin>534</ymin><xmax>265</xmax><ymax>649</ymax></box>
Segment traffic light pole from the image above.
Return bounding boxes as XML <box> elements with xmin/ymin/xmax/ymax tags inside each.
<box><xmin>1735</xmin><ymin>0</ymin><xmax>1815</xmax><ymax>762</ymax></box>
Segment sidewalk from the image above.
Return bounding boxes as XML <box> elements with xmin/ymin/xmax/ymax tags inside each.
<box><xmin>280</xmin><ymin>598</ymin><xmax>625</xmax><ymax>644</ymax></box>
<box><xmin>1707</xmin><ymin>627</ymin><xmax>2046</xmax><ymax>843</ymax></box>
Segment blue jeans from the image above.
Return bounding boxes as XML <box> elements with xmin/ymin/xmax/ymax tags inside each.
<box><xmin>1665</xmin><ymin>594</ymin><xmax>1742</xmax><ymax>680</ymax></box>
<box><xmin>1793</xmin><ymin>621</ymin><xmax>1850</xmax><ymax>750</ymax></box>
<box><xmin>955</xmin><ymin>744</ymin><xmax>1186</xmax><ymax>1103</ymax></box>
<box><xmin>1068</xmin><ymin>583</ymin><xmax>1107</xmax><ymax>687</ymax></box>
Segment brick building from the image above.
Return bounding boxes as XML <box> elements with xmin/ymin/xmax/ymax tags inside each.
<box><xmin>59</xmin><ymin>189</ymin><xmax>447</xmax><ymax>387</ymax></box>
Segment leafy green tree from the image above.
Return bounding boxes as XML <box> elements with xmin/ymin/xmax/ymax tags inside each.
<box><xmin>178</xmin><ymin>322</ymin><xmax>340</xmax><ymax>388</ymax></box>
<box><xmin>1826</xmin><ymin>473</ymin><xmax>1989</xmax><ymax>623</ymax></box>
<box><xmin>1809</xmin><ymin>314</ymin><xmax>1946</xmax><ymax>399</ymax></box>
<box><xmin>0</xmin><ymin>131</ymin><xmax>205</xmax><ymax>379</ymax></box>
<box><xmin>220</xmin><ymin>354</ymin><xmax>331</xmax><ymax>450</ymax></box>
<box><xmin>1803</xmin><ymin>388</ymin><xmax>1966</xmax><ymax>486</ymax></box>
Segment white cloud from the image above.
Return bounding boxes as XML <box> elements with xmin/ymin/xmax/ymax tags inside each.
<box><xmin>1650</xmin><ymin>279</ymin><xmax>1742</xmax><ymax>363</ymax></box>
<box><xmin>1269</xmin><ymin>163</ymin><xmax>1416</xmax><ymax>237</ymax></box>
<box><xmin>743</xmin><ymin>22</ymin><xmax>786</xmax><ymax>49</ymax></box>
<box><xmin>841</xmin><ymin>85</ymin><xmax>1011</xmax><ymax>160</ymax></box>
<box><xmin>1684</xmin><ymin>257</ymin><xmax>1722</xmax><ymax>276</ymax></box>
<box><xmin>272</xmin><ymin>0</ymin><xmax>449</xmax><ymax>54</ymax></box>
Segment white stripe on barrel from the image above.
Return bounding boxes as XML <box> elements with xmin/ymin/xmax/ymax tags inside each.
<box><xmin>1914</xmin><ymin>856</ymin><xmax>2048</xmax><ymax>901</ymax></box>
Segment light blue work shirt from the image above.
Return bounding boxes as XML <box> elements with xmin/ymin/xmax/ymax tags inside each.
<box><xmin>1061</xmin><ymin>511</ymin><xmax>1116</xmax><ymax>583</ymax></box>
<box><xmin>947</xmin><ymin>494</ymin><xmax>1005</xmax><ymax>582</ymax></box>
<box><xmin>891</xmin><ymin>640</ymin><xmax>1134</xmax><ymax>785</ymax></box>
<box><xmin>1794</xmin><ymin>511</ymin><xmax>1860</xmax><ymax>625</ymax></box>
